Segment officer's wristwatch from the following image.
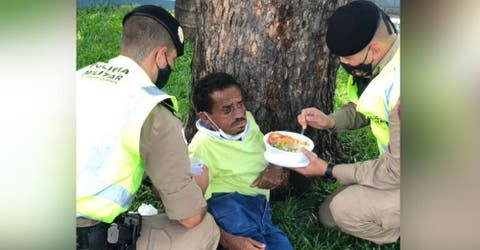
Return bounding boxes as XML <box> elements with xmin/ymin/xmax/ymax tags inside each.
<box><xmin>324</xmin><ymin>163</ymin><xmax>336</xmax><ymax>181</ymax></box>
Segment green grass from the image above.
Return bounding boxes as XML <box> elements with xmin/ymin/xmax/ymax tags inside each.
<box><xmin>76</xmin><ymin>5</ymin><xmax>128</xmax><ymax>68</ymax></box>
<box><xmin>77</xmin><ymin>5</ymin><xmax>398</xmax><ymax>249</ymax></box>
<box><xmin>333</xmin><ymin>67</ymin><xmax>379</xmax><ymax>162</ymax></box>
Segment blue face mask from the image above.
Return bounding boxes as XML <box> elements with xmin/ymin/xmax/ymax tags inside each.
<box><xmin>154</xmin><ymin>52</ymin><xmax>172</xmax><ymax>89</ymax></box>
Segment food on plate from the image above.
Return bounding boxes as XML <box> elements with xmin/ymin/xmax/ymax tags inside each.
<box><xmin>267</xmin><ymin>132</ymin><xmax>310</xmax><ymax>152</ymax></box>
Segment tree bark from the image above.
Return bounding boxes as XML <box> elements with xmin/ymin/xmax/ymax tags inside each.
<box><xmin>174</xmin><ymin>0</ymin><xmax>197</xmax><ymax>41</ymax></box>
<box><xmin>184</xmin><ymin>0</ymin><xmax>348</xmax><ymax>198</ymax></box>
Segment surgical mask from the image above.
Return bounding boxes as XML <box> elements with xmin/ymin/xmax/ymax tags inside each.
<box><xmin>154</xmin><ymin>52</ymin><xmax>172</xmax><ymax>89</ymax></box>
<box><xmin>200</xmin><ymin>113</ymin><xmax>250</xmax><ymax>141</ymax></box>
<box><xmin>340</xmin><ymin>46</ymin><xmax>373</xmax><ymax>78</ymax></box>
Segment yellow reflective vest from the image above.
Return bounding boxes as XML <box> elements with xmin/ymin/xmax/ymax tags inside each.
<box><xmin>76</xmin><ymin>56</ymin><xmax>178</xmax><ymax>223</ymax></box>
<box><xmin>347</xmin><ymin>48</ymin><xmax>400</xmax><ymax>154</ymax></box>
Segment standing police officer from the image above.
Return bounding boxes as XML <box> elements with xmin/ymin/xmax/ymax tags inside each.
<box><xmin>76</xmin><ymin>5</ymin><xmax>220</xmax><ymax>249</ymax></box>
<box><xmin>295</xmin><ymin>0</ymin><xmax>400</xmax><ymax>244</ymax></box>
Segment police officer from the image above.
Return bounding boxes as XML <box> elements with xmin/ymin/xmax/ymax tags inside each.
<box><xmin>76</xmin><ymin>5</ymin><xmax>219</xmax><ymax>249</ymax></box>
<box><xmin>294</xmin><ymin>0</ymin><xmax>400</xmax><ymax>244</ymax></box>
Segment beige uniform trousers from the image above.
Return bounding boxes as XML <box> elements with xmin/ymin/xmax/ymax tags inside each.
<box><xmin>319</xmin><ymin>185</ymin><xmax>400</xmax><ymax>244</ymax></box>
<box><xmin>136</xmin><ymin>213</ymin><xmax>220</xmax><ymax>250</ymax></box>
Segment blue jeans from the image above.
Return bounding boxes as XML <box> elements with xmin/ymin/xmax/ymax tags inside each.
<box><xmin>207</xmin><ymin>192</ymin><xmax>292</xmax><ymax>250</ymax></box>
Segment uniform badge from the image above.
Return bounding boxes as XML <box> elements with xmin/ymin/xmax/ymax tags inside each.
<box><xmin>178</xmin><ymin>26</ymin><xmax>184</xmax><ymax>44</ymax></box>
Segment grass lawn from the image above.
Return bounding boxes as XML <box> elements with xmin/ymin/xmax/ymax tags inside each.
<box><xmin>77</xmin><ymin>5</ymin><xmax>399</xmax><ymax>249</ymax></box>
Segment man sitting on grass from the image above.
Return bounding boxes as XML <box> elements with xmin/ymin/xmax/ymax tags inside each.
<box><xmin>189</xmin><ymin>72</ymin><xmax>293</xmax><ymax>250</ymax></box>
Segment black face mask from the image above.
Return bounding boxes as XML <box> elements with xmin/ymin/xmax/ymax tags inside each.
<box><xmin>154</xmin><ymin>52</ymin><xmax>172</xmax><ymax>89</ymax></box>
<box><xmin>340</xmin><ymin>46</ymin><xmax>373</xmax><ymax>78</ymax></box>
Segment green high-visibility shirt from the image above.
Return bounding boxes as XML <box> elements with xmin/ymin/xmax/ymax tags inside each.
<box><xmin>189</xmin><ymin>111</ymin><xmax>269</xmax><ymax>200</ymax></box>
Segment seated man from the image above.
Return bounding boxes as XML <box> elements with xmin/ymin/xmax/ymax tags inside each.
<box><xmin>189</xmin><ymin>72</ymin><xmax>293</xmax><ymax>250</ymax></box>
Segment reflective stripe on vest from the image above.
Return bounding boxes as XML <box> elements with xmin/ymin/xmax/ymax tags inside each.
<box><xmin>347</xmin><ymin>48</ymin><xmax>400</xmax><ymax>154</ymax></box>
<box><xmin>77</xmin><ymin>69</ymin><xmax>178</xmax><ymax>223</ymax></box>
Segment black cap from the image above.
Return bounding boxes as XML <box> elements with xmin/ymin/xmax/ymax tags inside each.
<box><xmin>123</xmin><ymin>5</ymin><xmax>185</xmax><ymax>56</ymax></box>
<box><xmin>326</xmin><ymin>0</ymin><xmax>380</xmax><ymax>57</ymax></box>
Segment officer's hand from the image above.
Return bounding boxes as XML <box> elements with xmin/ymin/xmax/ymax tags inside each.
<box><xmin>290</xmin><ymin>148</ymin><xmax>328</xmax><ymax>177</ymax></box>
<box><xmin>297</xmin><ymin>107</ymin><xmax>335</xmax><ymax>130</ymax></box>
<box><xmin>251</xmin><ymin>164</ymin><xmax>283</xmax><ymax>190</ymax></box>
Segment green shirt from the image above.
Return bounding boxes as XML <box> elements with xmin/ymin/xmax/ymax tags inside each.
<box><xmin>189</xmin><ymin>111</ymin><xmax>269</xmax><ymax>200</ymax></box>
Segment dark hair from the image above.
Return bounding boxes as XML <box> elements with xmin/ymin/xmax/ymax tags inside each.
<box><xmin>192</xmin><ymin>72</ymin><xmax>245</xmax><ymax>113</ymax></box>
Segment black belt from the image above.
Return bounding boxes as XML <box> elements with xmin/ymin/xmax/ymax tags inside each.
<box><xmin>76</xmin><ymin>213</ymin><xmax>142</xmax><ymax>250</ymax></box>
<box><xmin>77</xmin><ymin>222</ymin><xmax>113</xmax><ymax>250</ymax></box>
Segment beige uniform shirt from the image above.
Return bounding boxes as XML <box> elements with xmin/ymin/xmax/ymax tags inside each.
<box><xmin>330</xmin><ymin>102</ymin><xmax>370</xmax><ymax>131</ymax></box>
<box><xmin>330</xmin><ymin>102</ymin><xmax>400</xmax><ymax>189</ymax></box>
<box><xmin>140</xmin><ymin>104</ymin><xmax>207</xmax><ymax>220</ymax></box>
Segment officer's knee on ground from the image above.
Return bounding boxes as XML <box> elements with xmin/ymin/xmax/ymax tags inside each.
<box><xmin>327</xmin><ymin>187</ymin><xmax>400</xmax><ymax>245</ymax></box>
<box><xmin>318</xmin><ymin>201</ymin><xmax>337</xmax><ymax>228</ymax></box>
<box><xmin>328</xmin><ymin>190</ymin><xmax>355</xmax><ymax>229</ymax></box>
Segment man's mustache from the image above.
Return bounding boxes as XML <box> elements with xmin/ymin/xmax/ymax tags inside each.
<box><xmin>231</xmin><ymin>117</ymin><xmax>246</xmax><ymax>126</ymax></box>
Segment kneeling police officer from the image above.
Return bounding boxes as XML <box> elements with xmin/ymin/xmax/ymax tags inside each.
<box><xmin>76</xmin><ymin>5</ymin><xmax>220</xmax><ymax>249</ymax></box>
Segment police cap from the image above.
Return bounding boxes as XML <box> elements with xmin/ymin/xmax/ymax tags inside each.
<box><xmin>326</xmin><ymin>0</ymin><xmax>380</xmax><ymax>57</ymax></box>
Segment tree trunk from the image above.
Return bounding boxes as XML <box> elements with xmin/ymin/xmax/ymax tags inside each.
<box><xmin>184</xmin><ymin>0</ymin><xmax>347</xmax><ymax>199</ymax></box>
<box><xmin>174</xmin><ymin>0</ymin><xmax>197</xmax><ymax>41</ymax></box>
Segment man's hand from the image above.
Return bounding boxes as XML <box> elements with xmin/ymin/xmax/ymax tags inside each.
<box><xmin>251</xmin><ymin>164</ymin><xmax>283</xmax><ymax>189</ymax></box>
<box><xmin>297</xmin><ymin>107</ymin><xmax>335</xmax><ymax>130</ymax></box>
<box><xmin>193</xmin><ymin>164</ymin><xmax>209</xmax><ymax>195</ymax></box>
<box><xmin>290</xmin><ymin>148</ymin><xmax>328</xmax><ymax>177</ymax></box>
<box><xmin>220</xmin><ymin>229</ymin><xmax>265</xmax><ymax>250</ymax></box>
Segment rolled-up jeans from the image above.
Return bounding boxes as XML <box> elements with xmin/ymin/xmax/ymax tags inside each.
<box><xmin>207</xmin><ymin>192</ymin><xmax>292</xmax><ymax>250</ymax></box>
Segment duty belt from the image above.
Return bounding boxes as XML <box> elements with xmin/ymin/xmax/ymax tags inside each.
<box><xmin>76</xmin><ymin>213</ymin><xmax>142</xmax><ymax>250</ymax></box>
